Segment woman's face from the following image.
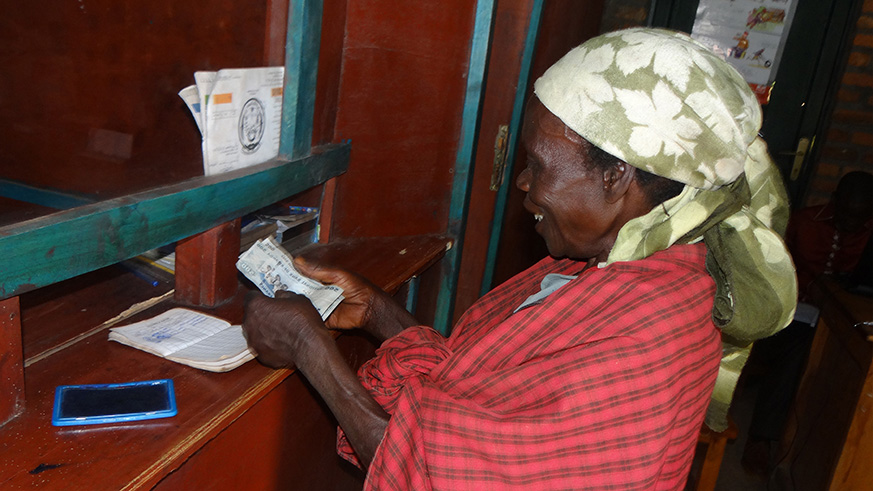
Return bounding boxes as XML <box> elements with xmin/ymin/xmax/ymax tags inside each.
<box><xmin>517</xmin><ymin>98</ymin><xmax>621</xmax><ymax>263</ymax></box>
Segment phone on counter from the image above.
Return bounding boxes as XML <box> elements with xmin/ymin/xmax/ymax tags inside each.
<box><xmin>52</xmin><ymin>379</ymin><xmax>177</xmax><ymax>427</ymax></box>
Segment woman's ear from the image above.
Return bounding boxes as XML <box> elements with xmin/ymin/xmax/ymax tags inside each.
<box><xmin>603</xmin><ymin>162</ymin><xmax>636</xmax><ymax>204</ymax></box>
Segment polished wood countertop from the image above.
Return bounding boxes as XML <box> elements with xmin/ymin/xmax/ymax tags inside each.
<box><xmin>0</xmin><ymin>235</ymin><xmax>451</xmax><ymax>489</ymax></box>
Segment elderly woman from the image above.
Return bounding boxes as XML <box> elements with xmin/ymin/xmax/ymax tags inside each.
<box><xmin>242</xmin><ymin>28</ymin><xmax>797</xmax><ymax>490</ymax></box>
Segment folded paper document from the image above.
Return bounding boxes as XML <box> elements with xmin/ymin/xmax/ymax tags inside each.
<box><xmin>109</xmin><ymin>308</ymin><xmax>254</xmax><ymax>372</ymax></box>
<box><xmin>236</xmin><ymin>237</ymin><xmax>344</xmax><ymax>320</ymax></box>
<box><xmin>179</xmin><ymin>66</ymin><xmax>284</xmax><ymax>176</ymax></box>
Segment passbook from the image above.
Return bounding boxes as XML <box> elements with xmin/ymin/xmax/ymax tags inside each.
<box><xmin>108</xmin><ymin>308</ymin><xmax>254</xmax><ymax>372</ymax></box>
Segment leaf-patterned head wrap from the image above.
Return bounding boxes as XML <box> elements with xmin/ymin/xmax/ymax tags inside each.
<box><xmin>535</xmin><ymin>28</ymin><xmax>798</xmax><ymax>430</ymax></box>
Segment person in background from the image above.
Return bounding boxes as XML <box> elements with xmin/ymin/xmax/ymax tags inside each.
<box><xmin>788</xmin><ymin>171</ymin><xmax>873</xmax><ymax>294</ymax></box>
<box><xmin>742</xmin><ymin>170</ymin><xmax>873</xmax><ymax>477</ymax></box>
<box><xmin>243</xmin><ymin>28</ymin><xmax>797</xmax><ymax>490</ymax></box>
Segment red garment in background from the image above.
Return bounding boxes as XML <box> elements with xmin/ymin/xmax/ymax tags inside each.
<box><xmin>338</xmin><ymin>243</ymin><xmax>722</xmax><ymax>490</ymax></box>
<box><xmin>786</xmin><ymin>203</ymin><xmax>873</xmax><ymax>298</ymax></box>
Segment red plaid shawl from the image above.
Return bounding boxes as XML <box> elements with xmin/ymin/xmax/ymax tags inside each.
<box><xmin>338</xmin><ymin>243</ymin><xmax>721</xmax><ymax>490</ymax></box>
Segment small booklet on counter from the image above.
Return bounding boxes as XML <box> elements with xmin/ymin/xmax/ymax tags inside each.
<box><xmin>109</xmin><ymin>308</ymin><xmax>254</xmax><ymax>372</ymax></box>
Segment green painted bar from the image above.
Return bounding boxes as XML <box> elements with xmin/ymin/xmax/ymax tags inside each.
<box><xmin>432</xmin><ymin>0</ymin><xmax>497</xmax><ymax>334</ymax></box>
<box><xmin>481</xmin><ymin>1</ymin><xmax>543</xmax><ymax>296</ymax></box>
<box><xmin>0</xmin><ymin>143</ymin><xmax>350</xmax><ymax>299</ymax></box>
<box><xmin>281</xmin><ymin>0</ymin><xmax>323</xmax><ymax>159</ymax></box>
<box><xmin>0</xmin><ymin>180</ymin><xmax>97</xmax><ymax>210</ymax></box>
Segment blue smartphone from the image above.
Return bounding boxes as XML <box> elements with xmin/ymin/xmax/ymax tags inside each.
<box><xmin>52</xmin><ymin>379</ymin><xmax>177</xmax><ymax>426</ymax></box>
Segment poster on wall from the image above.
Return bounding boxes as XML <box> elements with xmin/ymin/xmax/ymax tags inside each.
<box><xmin>690</xmin><ymin>0</ymin><xmax>797</xmax><ymax>104</ymax></box>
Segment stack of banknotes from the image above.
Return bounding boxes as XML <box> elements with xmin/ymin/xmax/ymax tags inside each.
<box><xmin>236</xmin><ymin>237</ymin><xmax>344</xmax><ymax>320</ymax></box>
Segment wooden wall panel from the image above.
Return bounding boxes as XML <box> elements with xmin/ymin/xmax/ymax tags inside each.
<box><xmin>328</xmin><ymin>1</ymin><xmax>477</xmax><ymax>238</ymax></box>
<box><xmin>0</xmin><ymin>1</ymin><xmax>270</xmax><ymax>200</ymax></box>
<box><xmin>312</xmin><ymin>0</ymin><xmax>348</xmax><ymax>146</ymax></box>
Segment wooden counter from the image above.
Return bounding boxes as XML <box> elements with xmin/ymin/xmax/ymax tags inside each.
<box><xmin>0</xmin><ymin>235</ymin><xmax>451</xmax><ymax>490</ymax></box>
<box><xmin>775</xmin><ymin>279</ymin><xmax>873</xmax><ymax>491</ymax></box>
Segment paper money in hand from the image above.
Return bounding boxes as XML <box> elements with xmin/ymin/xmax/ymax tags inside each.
<box><xmin>236</xmin><ymin>237</ymin><xmax>344</xmax><ymax>320</ymax></box>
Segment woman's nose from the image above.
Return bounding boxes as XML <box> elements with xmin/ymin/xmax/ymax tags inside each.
<box><xmin>516</xmin><ymin>167</ymin><xmax>531</xmax><ymax>191</ymax></box>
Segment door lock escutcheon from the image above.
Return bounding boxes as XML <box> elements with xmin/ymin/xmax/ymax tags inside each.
<box><xmin>781</xmin><ymin>136</ymin><xmax>812</xmax><ymax>181</ymax></box>
<box><xmin>490</xmin><ymin>125</ymin><xmax>509</xmax><ymax>191</ymax></box>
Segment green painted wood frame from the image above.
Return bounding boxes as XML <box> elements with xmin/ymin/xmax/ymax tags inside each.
<box><xmin>432</xmin><ymin>0</ymin><xmax>545</xmax><ymax>333</ymax></box>
<box><xmin>0</xmin><ymin>179</ymin><xmax>97</xmax><ymax>210</ymax></box>
<box><xmin>282</xmin><ymin>0</ymin><xmax>323</xmax><ymax>160</ymax></box>
<box><xmin>0</xmin><ymin>144</ymin><xmax>349</xmax><ymax>299</ymax></box>
<box><xmin>0</xmin><ymin>0</ymin><xmax>341</xmax><ymax>300</ymax></box>
<box><xmin>480</xmin><ymin>1</ymin><xmax>544</xmax><ymax>296</ymax></box>
<box><xmin>432</xmin><ymin>0</ymin><xmax>498</xmax><ymax>335</ymax></box>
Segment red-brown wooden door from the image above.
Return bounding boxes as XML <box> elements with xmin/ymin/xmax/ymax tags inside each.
<box><xmin>454</xmin><ymin>0</ymin><xmax>607</xmax><ymax>321</ymax></box>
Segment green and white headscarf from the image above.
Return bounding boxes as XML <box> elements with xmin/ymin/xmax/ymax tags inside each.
<box><xmin>535</xmin><ymin>28</ymin><xmax>797</xmax><ymax>431</ymax></box>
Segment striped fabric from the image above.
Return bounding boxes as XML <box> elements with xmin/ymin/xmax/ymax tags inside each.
<box><xmin>338</xmin><ymin>243</ymin><xmax>722</xmax><ymax>490</ymax></box>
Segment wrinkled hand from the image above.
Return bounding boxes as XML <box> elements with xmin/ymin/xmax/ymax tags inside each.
<box><xmin>294</xmin><ymin>257</ymin><xmax>420</xmax><ymax>341</ymax></box>
<box><xmin>243</xmin><ymin>285</ymin><xmax>391</xmax><ymax>467</ymax></box>
<box><xmin>293</xmin><ymin>257</ymin><xmax>382</xmax><ymax>331</ymax></box>
<box><xmin>242</xmin><ymin>289</ymin><xmax>333</xmax><ymax>369</ymax></box>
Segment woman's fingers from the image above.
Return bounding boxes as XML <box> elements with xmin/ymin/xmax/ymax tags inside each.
<box><xmin>294</xmin><ymin>256</ymin><xmax>344</xmax><ymax>285</ymax></box>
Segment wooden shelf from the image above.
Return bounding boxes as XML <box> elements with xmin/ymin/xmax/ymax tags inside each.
<box><xmin>0</xmin><ymin>144</ymin><xmax>350</xmax><ymax>300</ymax></box>
<box><xmin>0</xmin><ymin>234</ymin><xmax>450</xmax><ymax>489</ymax></box>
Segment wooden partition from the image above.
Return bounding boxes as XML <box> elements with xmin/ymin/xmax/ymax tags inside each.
<box><xmin>0</xmin><ymin>0</ymin><xmax>491</xmax><ymax>487</ymax></box>
<box><xmin>774</xmin><ymin>280</ymin><xmax>873</xmax><ymax>490</ymax></box>
<box><xmin>0</xmin><ymin>0</ymin><xmax>613</xmax><ymax>486</ymax></box>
